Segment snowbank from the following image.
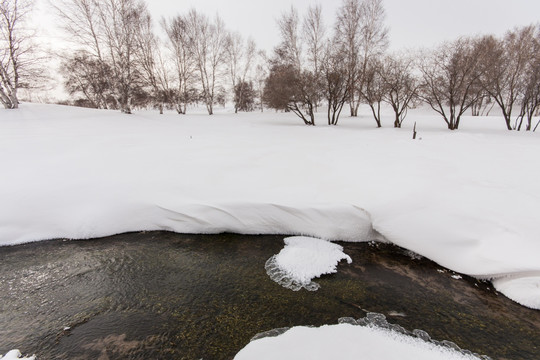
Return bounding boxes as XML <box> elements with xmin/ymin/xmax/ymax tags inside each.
<box><xmin>1</xmin><ymin>103</ymin><xmax>539</xmax><ymax>309</ymax></box>
<box><xmin>265</xmin><ymin>236</ymin><xmax>352</xmax><ymax>290</ymax></box>
<box><xmin>234</xmin><ymin>324</ymin><xmax>478</xmax><ymax>360</ymax></box>
<box><xmin>0</xmin><ymin>350</ymin><xmax>35</xmax><ymax>360</ymax></box>
<box><xmin>492</xmin><ymin>275</ymin><xmax>540</xmax><ymax>309</ymax></box>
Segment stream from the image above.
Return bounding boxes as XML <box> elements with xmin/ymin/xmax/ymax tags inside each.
<box><xmin>0</xmin><ymin>232</ymin><xmax>538</xmax><ymax>359</ymax></box>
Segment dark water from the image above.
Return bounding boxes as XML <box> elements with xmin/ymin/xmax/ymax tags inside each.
<box><xmin>0</xmin><ymin>232</ymin><xmax>538</xmax><ymax>360</ymax></box>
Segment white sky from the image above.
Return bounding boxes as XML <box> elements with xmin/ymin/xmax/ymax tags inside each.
<box><xmin>143</xmin><ymin>0</ymin><xmax>540</xmax><ymax>52</ymax></box>
<box><xmin>36</xmin><ymin>0</ymin><xmax>540</xmax><ymax>54</ymax></box>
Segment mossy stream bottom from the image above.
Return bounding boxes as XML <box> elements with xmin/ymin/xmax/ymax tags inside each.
<box><xmin>0</xmin><ymin>232</ymin><xmax>538</xmax><ymax>360</ymax></box>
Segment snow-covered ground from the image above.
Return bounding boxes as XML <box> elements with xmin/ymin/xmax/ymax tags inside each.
<box><xmin>234</xmin><ymin>324</ymin><xmax>480</xmax><ymax>360</ymax></box>
<box><xmin>2</xmin><ymin>103</ymin><xmax>538</xmax><ymax>358</ymax></box>
<box><xmin>0</xmin><ymin>350</ymin><xmax>35</xmax><ymax>360</ymax></box>
<box><xmin>1</xmin><ymin>103</ymin><xmax>539</xmax><ymax>311</ymax></box>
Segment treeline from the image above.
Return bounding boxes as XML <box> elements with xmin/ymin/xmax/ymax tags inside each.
<box><xmin>1</xmin><ymin>0</ymin><xmax>540</xmax><ymax>131</ymax></box>
<box><xmin>264</xmin><ymin>0</ymin><xmax>540</xmax><ymax>131</ymax></box>
<box><xmin>0</xmin><ymin>0</ymin><xmax>265</xmax><ymax>114</ymax></box>
<box><xmin>54</xmin><ymin>0</ymin><xmax>265</xmax><ymax>115</ymax></box>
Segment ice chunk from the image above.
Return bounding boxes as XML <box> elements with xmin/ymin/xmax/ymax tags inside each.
<box><xmin>265</xmin><ymin>236</ymin><xmax>352</xmax><ymax>291</ymax></box>
<box><xmin>0</xmin><ymin>350</ymin><xmax>36</xmax><ymax>360</ymax></box>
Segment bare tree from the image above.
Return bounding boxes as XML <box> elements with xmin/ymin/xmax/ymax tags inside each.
<box><xmin>187</xmin><ymin>10</ymin><xmax>227</xmax><ymax>115</ymax></box>
<box><xmin>267</xmin><ymin>6</ymin><xmax>321</xmax><ymax>125</ymax></box>
<box><xmin>237</xmin><ymin>38</ymin><xmax>257</xmax><ymax>112</ymax></box>
<box><xmin>263</xmin><ymin>63</ymin><xmax>317</xmax><ymax>125</ymax></box>
<box><xmin>54</xmin><ymin>0</ymin><xmax>111</xmax><ymax>108</ymax></box>
<box><xmin>380</xmin><ymin>55</ymin><xmax>419</xmax><ymax>128</ymax></box>
<box><xmin>136</xmin><ymin>11</ymin><xmax>172</xmax><ymax>114</ymax></box>
<box><xmin>470</xmin><ymin>92</ymin><xmax>494</xmax><ymax>117</ymax></box>
<box><xmin>225</xmin><ymin>31</ymin><xmax>242</xmax><ymax>109</ymax></box>
<box><xmin>419</xmin><ymin>38</ymin><xmax>482</xmax><ymax>130</ymax></box>
<box><xmin>162</xmin><ymin>14</ymin><xmax>197</xmax><ymax>114</ymax></box>
<box><xmin>253</xmin><ymin>58</ymin><xmax>267</xmax><ymax>112</ymax></box>
<box><xmin>56</xmin><ymin>0</ymin><xmax>149</xmax><ymax>113</ymax></box>
<box><xmin>62</xmin><ymin>51</ymin><xmax>114</xmax><ymax>109</ymax></box>
<box><xmin>335</xmin><ymin>0</ymin><xmax>362</xmax><ymax>117</ymax></box>
<box><xmin>357</xmin><ymin>0</ymin><xmax>388</xmax><ymax>94</ymax></box>
<box><xmin>225</xmin><ymin>32</ymin><xmax>256</xmax><ymax>113</ymax></box>
<box><xmin>517</xmin><ymin>27</ymin><xmax>540</xmax><ymax>131</ymax></box>
<box><xmin>302</xmin><ymin>4</ymin><xmax>325</xmax><ymax>76</ymax></box>
<box><xmin>98</xmin><ymin>0</ymin><xmax>148</xmax><ymax>114</ymax></box>
<box><xmin>54</xmin><ymin>0</ymin><xmax>105</xmax><ymax>61</ymax></box>
<box><xmin>277</xmin><ymin>6</ymin><xmax>302</xmax><ymax>69</ymax></box>
<box><xmin>233</xmin><ymin>80</ymin><xmax>256</xmax><ymax>112</ymax></box>
<box><xmin>335</xmin><ymin>0</ymin><xmax>388</xmax><ymax>117</ymax></box>
<box><xmin>302</xmin><ymin>4</ymin><xmax>325</xmax><ymax>111</ymax></box>
<box><xmin>321</xmin><ymin>41</ymin><xmax>350</xmax><ymax>125</ymax></box>
<box><xmin>0</xmin><ymin>0</ymin><xmax>34</xmax><ymax>109</ymax></box>
<box><xmin>360</xmin><ymin>59</ymin><xmax>385</xmax><ymax>127</ymax></box>
<box><xmin>478</xmin><ymin>27</ymin><xmax>537</xmax><ymax>130</ymax></box>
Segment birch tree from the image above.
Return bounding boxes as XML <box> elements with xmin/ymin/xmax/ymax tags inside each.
<box><xmin>187</xmin><ymin>10</ymin><xmax>227</xmax><ymax>115</ymax></box>
<box><xmin>225</xmin><ymin>32</ymin><xmax>256</xmax><ymax>113</ymax></box>
<box><xmin>302</xmin><ymin>4</ymin><xmax>325</xmax><ymax>110</ymax></box>
<box><xmin>54</xmin><ymin>0</ymin><xmax>111</xmax><ymax>108</ymax></box>
<box><xmin>136</xmin><ymin>12</ymin><xmax>172</xmax><ymax>114</ymax></box>
<box><xmin>56</xmin><ymin>0</ymin><xmax>148</xmax><ymax>113</ymax></box>
<box><xmin>276</xmin><ymin>6</ymin><xmax>302</xmax><ymax>69</ymax></box>
<box><xmin>335</xmin><ymin>0</ymin><xmax>388</xmax><ymax>117</ymax></box>
<box><xmin>162</xmin><ymin>14</ymin><xmax>197</xmax><ymax>114</ymax></box>
<box><xmin>98</xmin><ymin>0</ymin><xmax>148</xmax><ymax>114</ymax></box>
<box><xmin>0</xmin><ymin>0</ymin><xmax>33</xmax><ymax>109</ymax></box>
<box><xmin>335</xmin><ymin>0</ymin><xmax>362</xmax><ymax>116</ymax></box>
<box><xmin>265</xmin><ymin>6</ymin><xmax>320</xmax><ymax>125</ymax></box>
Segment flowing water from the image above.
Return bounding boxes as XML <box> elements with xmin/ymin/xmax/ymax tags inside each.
<box><xmin>0</xmin><ymin>232</ymin><xmax>538</xmax><ymax>360</ymax></box>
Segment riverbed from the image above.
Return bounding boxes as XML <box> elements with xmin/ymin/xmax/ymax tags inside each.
<box><xmin>0</xmin><ymin>232</ymin><xmax>538</xmax><ymax>359</ymax></box>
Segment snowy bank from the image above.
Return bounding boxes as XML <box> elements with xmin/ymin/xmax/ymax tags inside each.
<box><xmin>234</xmin><ymin>324</ymin><xmax>480</xmax><ymax>360</ymax></box>
<box><xmin>0</xmin><ymin>350</ymin><xmax>35</xmax><ymax>360</ymax></box>
<box><xmin>1</xmin><ymin>103</ymin><xmax>539</xmax><ymax>309</ymax></box>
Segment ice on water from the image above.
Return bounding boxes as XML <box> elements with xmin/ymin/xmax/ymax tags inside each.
<box><xmin>265</xmin><ymin>236</ymin><xmax>352</xmax><ymax>291</ymax></box>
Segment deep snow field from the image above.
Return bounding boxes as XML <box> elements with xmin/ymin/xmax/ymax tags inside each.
<box><xmin>1</xmin><ymin>103</ymin><xmax>539</xmax><ymax>358</ymax></box>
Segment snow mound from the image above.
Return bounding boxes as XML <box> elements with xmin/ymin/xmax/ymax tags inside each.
<box><xmin>0</xmin><ymin>350</ymin><xmax>35</xmax><ymax>360</ymax></box>
<box><xmin>265</xmin><ymin>236</ymin><xmax>352</xmax><ymax>291</ymax></box>
<box><xmin>153</xmin><ymin>203</ymin><xmax>375</xmax><ymax>243</ymax></box>
<box><xmin>2</xmin><ymin>103</ymin><xmax>540</xmax><ymax>309</ymax></box>
<box><xmin>492</xmin><ymin>275</ymin><xmax>540</xmax><ymax>310</ymax></box>
<box><xmin>234</xmin><ymin>324</ymin><xmax>479</xmax><ymax>360</ymax></box>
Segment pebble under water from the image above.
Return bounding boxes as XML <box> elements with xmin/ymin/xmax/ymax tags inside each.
<box><xmin>0</xmin><ymin>232</ymin><xmax>538</xmax><ymax>360</ymax></box>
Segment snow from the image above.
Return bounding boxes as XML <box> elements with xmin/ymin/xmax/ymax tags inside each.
<box><xmin>234</xmin><ymin>324</ymin><xmax>478</xmax><ymax>360</ymax></box>
<box><xmin>1</xmin><ymin>103</ymin><xmax>540</xmax><ymax>310</ymax></box>
<box><xmin>266</xmin><ymin>236</ymin><xmax>352</xmax><ymax>290</ymax></box>
<box><xmin>0</xmin><ymin>350</ymin><xmax>35</xmax><ymax>360</ymax></box>
<box><xmin>492</xmin><ymin>275</ymin><xmax>540</xmax><ymax>309</ymax></box>
<box><xmin>273</xmin><ymin>236</ymin><xmax>352</xmax><ymax>284</ymax></box>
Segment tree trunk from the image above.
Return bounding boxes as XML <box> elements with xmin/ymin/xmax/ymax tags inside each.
<box><xmin>394</xmin><ymin>113</ymin><xmax>401</xmax><ymax>128</ymax></box>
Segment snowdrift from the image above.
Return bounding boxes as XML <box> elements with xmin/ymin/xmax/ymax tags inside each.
<box><xmin>1</xmin><ymin>103</ymin><xmax>539</xmax><ymax>309</ymax></box>
<box><xmin>234</xmin><ymin>323</ymin><xmax>482</xmax><ymax>360</ymax></box>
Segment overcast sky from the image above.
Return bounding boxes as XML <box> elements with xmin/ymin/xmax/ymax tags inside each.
<box><xmin>36</xmin><ymin>0</ymin><xmax>540</xmax><ymax>53</ymax></box>
<box><xmin>143</xmin><ymin>0</ymin><xmax>540</xmax><ymax>52</ymax></box>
